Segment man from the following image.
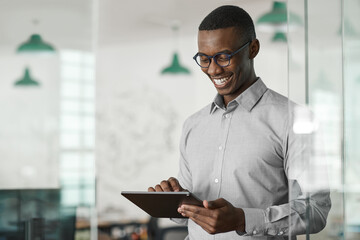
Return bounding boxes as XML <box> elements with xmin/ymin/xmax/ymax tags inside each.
<box><xmin>148</xmin><ymin>5</ymin><xmax>331</xmax><ymax>239</ymax></box>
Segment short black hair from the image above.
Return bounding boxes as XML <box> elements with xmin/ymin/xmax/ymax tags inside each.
<box><xmin>199</xmin><ymin>5</ymin><xmax>256</xmax><ymax>42</ymax></box>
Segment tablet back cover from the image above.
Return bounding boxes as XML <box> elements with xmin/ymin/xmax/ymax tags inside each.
<box><xmin>121</xmin><ymin>191</ymin><xmax>202</xmax><ymax>218</ymax></box>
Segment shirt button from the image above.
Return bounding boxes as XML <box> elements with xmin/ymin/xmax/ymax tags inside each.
<box><xmin>278</xmin><ymin>231</ymin><xmax>284</xmax><ymax>235</ymax></box>
<box><xmin>218</xmin><ymin>146</ymin><xmax>223</xmax><ymax>150</ymax></box>
<box><xmin>252</xmin><ymin>230</ymin><xmax>257</xmax><ymax>235</ymax></box>
<box><xmin>214</xmin><ymin>178</ymin><xmax>219</xmax><ymax>183</ymax></box>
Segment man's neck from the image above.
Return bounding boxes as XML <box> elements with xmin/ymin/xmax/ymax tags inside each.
<box><xmin>223</xmin><ymin>77</ymin><xmax>258</xmax><ymax>106</ymax></box>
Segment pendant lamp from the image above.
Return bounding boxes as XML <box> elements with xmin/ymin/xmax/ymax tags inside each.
<box><xmin>14</xmin><ymin>67</ymin><xmax>40</xmax><ymax>86</ymax></box>
<box><xmin>17</xmin><ymin>33</ymin><xmax>56</xmax><ymax>54</ymax></box>
<box><xmin>161</xmin><ymin>22</ymin><xmax>190</xmax><ymax>75</ymax></box>
<box><xmin>257</xmin><ymin>1</ymin><xmax>302</xmax><ymax>33</ymax></box>
<box><xmin>161</xmin><ymin>52</ymin><xmax>190</xmax><ymax>74</ymax></box>
<box><xmin>272</xmin><ymin>32</ymin><xmax>287</xmax><ymax>42</ymax></box>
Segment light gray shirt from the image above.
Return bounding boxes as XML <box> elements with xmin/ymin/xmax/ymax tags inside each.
<box><xmin>176</xmin><ymin>78</ymin><xmax>331</xmax><ymax>239</ymax></box>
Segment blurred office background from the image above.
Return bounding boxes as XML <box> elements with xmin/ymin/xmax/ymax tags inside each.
<box><xmin>0</xmin><ymin>0</ymin><xmax>359</xmax><ymax>239</ymax></box>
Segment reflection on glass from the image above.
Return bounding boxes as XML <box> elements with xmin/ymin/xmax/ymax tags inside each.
<box><xmin>288</xmin><ymin>0</ymin><xmax>360</xmax><ymax>239</ymax></box>
<box><xmin>0</xmin><ymin>1</ymin><xmax>97</xmax><ymax>239</ymax></box>
<box><xmin>344</xmin><ymin>1</ymin><xmax>360</xmax><ymax>239</ymax></box>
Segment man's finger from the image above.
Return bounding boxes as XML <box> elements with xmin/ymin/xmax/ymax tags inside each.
<box><xmin>168</xmin><ymin>177</ymin><xmax>182</xmax><ymax>192</ymax></box>
<box><xmin>148</xmin><ymin>187</ymin><xmax>155</xmax><ymax>192</ymax></box>
<box><xmin>179</xmin><ymin>204</ymin><xmax>213</xmax><ymax>218</ymax></box>
<box><xmin>205</xmin><ymin>198</ymin><xmax>227</xmax><ymax>209</ymax></box>
<box><xmin>178</xmin><ymin>207</ymin><xmax>217</xmax><ymax>234</ymax></box>
<box><xmin>160</xmin><ymin>180</ymin><xmax>172</xmax><ymax>192</ymax></box>
<box><xmin>154</xmin><ymin>184</ymin><xmax>164</xmax><ymax>192</ymax></box>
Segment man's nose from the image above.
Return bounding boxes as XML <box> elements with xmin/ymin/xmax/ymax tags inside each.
<box><xmin>206</xmin><ymin>59</ymin><xmax>224</xmax><ymax>76</ymax></box>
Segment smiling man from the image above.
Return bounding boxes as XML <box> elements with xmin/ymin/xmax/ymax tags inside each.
<box><xmin>195</xmin><ymin>26</ymin><xmax>257</xmax><ymax>107</ymax></box>
<box><xmin>148</xmin><ymin>5</ymin><xmax>331</xmax><ymax>240</ymax></box>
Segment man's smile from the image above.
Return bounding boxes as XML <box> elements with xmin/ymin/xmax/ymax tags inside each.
<box><xmin>211</xmin><ymin>75</ymin><xmax>232</xmax><ymax>88</ymax></box>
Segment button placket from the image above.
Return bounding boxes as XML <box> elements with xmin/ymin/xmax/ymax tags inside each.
<box><xmin>214</xmin><ymin>110</ymin><xmax>233</xmax><ymax>197</ymax></box>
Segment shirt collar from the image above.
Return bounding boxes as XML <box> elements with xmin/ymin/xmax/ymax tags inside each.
<box><xmin>210</xmin><ymin>77</ymin><xmax>268</xmax><ymax>114</ymax></box>
<box><xmin>210</xmin><ymin>94</ymin><xmax>226</xmax><ymax>114</ymax></box>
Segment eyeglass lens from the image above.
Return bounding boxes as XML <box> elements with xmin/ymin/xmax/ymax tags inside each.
<box><xmin>195</xmin><ymin>53</ymin><xmax>231</xmax><ymax>68</ymax></box>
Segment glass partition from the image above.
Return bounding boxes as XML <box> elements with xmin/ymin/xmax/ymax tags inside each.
<box><xmin>288</xmin><ymin>0</ymin><xmax>360</xmax><ymax>239</ymax></box>
<box><xmin>0</xmin><ymin>0</ymin><xmax>97</xmax><ymax>239</ymax></box>
<box><xmin>343</xmin><ymin>1</ymin><xmax>360</xmax><ymax>239</ymax></box>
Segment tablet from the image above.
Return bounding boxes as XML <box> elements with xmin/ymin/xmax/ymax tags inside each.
<box><xmin>121</xmin><ymin>191</ymin><xmax>203</xmax><ymax>218</ymax></box>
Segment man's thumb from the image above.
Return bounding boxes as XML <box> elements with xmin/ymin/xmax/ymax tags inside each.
<box><xmin>204</xmin><ymin>198</ymin><xmax>226</xmax><ymax>209</ymax></box>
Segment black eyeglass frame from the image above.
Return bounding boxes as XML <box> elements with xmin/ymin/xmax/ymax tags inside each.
<box><xmin>193</xmin><ymin>41</ymin><xmax>251</xmax><ymax>68</ymax></box>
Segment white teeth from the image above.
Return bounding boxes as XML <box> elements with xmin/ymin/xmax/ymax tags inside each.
<box><xmin>213</xmin><ymin>77</ymin><xmax>229</xmax><ymax>85</ymax></box>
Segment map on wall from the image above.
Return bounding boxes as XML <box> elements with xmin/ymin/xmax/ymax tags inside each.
<box><xmin>96</xmin><ymin>83</ymin><xmax>180</xmax><ymax>220</ymax></box>
<box><xmin>97</xmin><ymin>85</ymin><xmax>178</xmax><ymax>180</ymax></box>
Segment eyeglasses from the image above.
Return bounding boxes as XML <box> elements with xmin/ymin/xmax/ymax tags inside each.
<box><xmin>193</xmin><ymin>41</ymin><xmax>251</xmax><ymax>68</ymax></box>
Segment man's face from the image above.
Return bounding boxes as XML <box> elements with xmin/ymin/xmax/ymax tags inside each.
<box><xmin>197</xmin><ymin>27</ymin><xmax>254</xmax><ymax>104</ymax></box>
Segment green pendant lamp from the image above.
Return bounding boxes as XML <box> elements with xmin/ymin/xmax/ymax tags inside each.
<box><xmin>17</xmin><ymin>33</ymin><xmax>55</xmax><ymax>54</ymax></box>
<box><xmin>161</xmin><ymin>21</ymin><xmax>190</xmax><ymax>75</ymax></box>
<box><xmin>272</xmin><ymin>32</ymin><xmax>287</xmax><ymax>42</ymax></box>
<box><xmin>257</xmin><ymin>1</ymin><xmax>302</xmax><ymax>33</ymax></box>
<box><xmin>14</xmin><ymin>67</ymin><xmax>40</xmax><ymax>86</ymax></box>
<box><xmin>161</xmin><ymin>52</ymin><xmax>190</xmax><ymax>74</ymax></box>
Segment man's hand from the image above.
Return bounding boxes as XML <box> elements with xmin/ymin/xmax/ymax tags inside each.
<box><xmin>148</xmin><ymin>177</ymin><xmax>185</xmax><ymax>192</ymax></box>
<box><xmin>177</xmin><ymin>198</ymin><xmax>245</xmax><ymax>234</ymax></box>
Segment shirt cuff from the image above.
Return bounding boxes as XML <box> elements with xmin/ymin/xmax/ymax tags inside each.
<box><xmin>237</xmin><ymin>208</ymin><xmax>266</xmax><ymax>236</ymax></box>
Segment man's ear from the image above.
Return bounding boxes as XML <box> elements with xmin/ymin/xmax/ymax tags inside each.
<box><xmin>249</xmin><ymin>39</ymin><xmax>260</xmax><ymax>59</ymax></box>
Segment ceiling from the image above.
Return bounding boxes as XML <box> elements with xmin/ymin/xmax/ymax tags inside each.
<box><xmin>0</xmin><ymin>0</ymin><xmax>344</xmax><ymax>51</ymax></box>
<box><xmin>0</xmin><ymin>0</ymin><xmax>278</xmax><ymax>50</ymax></box>
<box><xmin>98</xmin><ymin>0</ymin><xmax>275</xmax><ymax>46</ymax></box>
<box><xmin>0</xmin><ymin>0</ymin><xmax>93</xmax><ymax>50</ymax></box>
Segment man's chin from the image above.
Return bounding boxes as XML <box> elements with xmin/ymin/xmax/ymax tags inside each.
<box><xmin>215</xmin><ymin>88</ymin><xmax>230</xmax><ymax>96</ymax></box>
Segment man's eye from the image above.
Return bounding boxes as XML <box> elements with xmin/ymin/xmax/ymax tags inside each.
<box><xmin>216</xmin><ymin>54</ymin><xmax>229</xmax><ymax>62</ymax></box>
<box><xmin>200</xmin><ymin>56</ymin><xmax>210</xmax><ymax>63</ymax></box>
